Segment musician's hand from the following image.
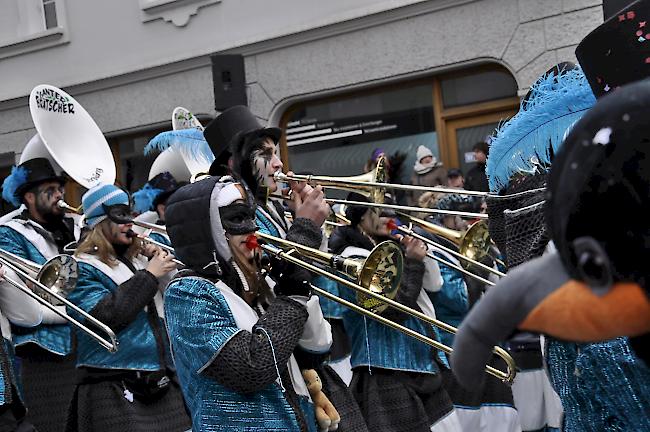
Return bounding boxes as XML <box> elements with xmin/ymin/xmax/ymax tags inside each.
<box><xmin>287</xmin><ymin>170</ymin><xmax>314</xmax><ymax>200</ymax></box>
<box><xmin>294</xmin><ymin>185</ymin><xmax>331</xmax><ymax>228</ymax></box>
<box><xmin>402</xmin><ymin>236</ymin><xmax>427</xmax><ymax>261</ymax></box>
<box><xmin>146</xmin><ymin>250</ymin><xmax>177</xmax><ymax>278</ymax></box>
<box><xmin>142</xmin><ymin>243</ymin><xmax>159</xmax><ymax>259</ymax></box>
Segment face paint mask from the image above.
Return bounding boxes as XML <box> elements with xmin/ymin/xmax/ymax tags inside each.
<box><xmin>220</xmin><ymin>202</ymin><xmax>257</xmax><ymax>235</ymax></box>
<box><xmin>102</xmin><ymin>204</ymin><xmax>134</xmax><ymax>224</ymax></box>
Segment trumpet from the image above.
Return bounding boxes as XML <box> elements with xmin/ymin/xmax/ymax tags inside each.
<box><xmin>0</xmin><ymin>250</ymin><xmax>118</xmax><ymax>353</ymax></box>
<box><xmin>256</xmin><ymin>232</ymin><xmax>516</xmax><ymax>383</ymax></box>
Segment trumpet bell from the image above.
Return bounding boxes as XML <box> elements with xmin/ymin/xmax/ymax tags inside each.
<box><xmin>458</xmin><ymin>220</ymin><xmax>491</xmax><ymax>268</ymax></box>
<box><xmin>356</xmin><ymin>240</ymin><xmax>403</xmax><ymax>313</ymax></box>
<box><xmin>36</xmin><ymin>255</ymin><xmax>78</xmax><ymax>306</ymax></box>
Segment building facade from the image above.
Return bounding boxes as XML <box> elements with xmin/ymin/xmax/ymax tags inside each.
<box><xmin>0</xmin><ymin>0</ymin><xmax>603</xmax><ymax>205</ymax></box>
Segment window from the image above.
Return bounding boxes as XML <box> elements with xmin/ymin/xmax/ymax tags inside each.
<box><xmin>0</xmin><ymin>0</ymin><xmax>68</xmax><ymax>60</ymax></box>
<box><xmin>280</xmin><ymin>64</ymin><xmax>519</xmax><ymax>188</ymax></box>
<box><xmin>0</xmin><ymin>152</ymin><xmax>17</xmax><ymax>215</ymax></box>
<box><xmin>42</xmin><ymin>0</ymin><xmax>58</xmax><ymax>29</ymax></box>
<box><xmin>284</xmin><ymin>83</ymin><xmax>437</xmax><ymax>186</ymax></box>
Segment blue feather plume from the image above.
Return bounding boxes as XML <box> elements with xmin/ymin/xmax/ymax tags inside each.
<box><xmin>486</xmin><ymin>67</ymin><xmax>596</xmax><ymax>192</ymax></box>
<box><xmin>132</xmin><ymin>183</ymin><xmax>163</xmax><ymax>214</ymax></box>
<box><xmin>2</xmin><ymin>166</ymin><xmax>28</xmax><ymax>207</ymax></box>
<box><xmin>144</xmin><ymin>129</ymin><xmax>214</xmax><ymax>162</ymax></box>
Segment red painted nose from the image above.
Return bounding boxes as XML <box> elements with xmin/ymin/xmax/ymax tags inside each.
<box><xmin>245</xmin><ymin>235</ymin><xmax>260</xmax><ymax>250</ymax></box>
<box><xmin>386</xmin><ymin>219</ymin><xmax>398</xmax><ymax>231</ymax></box>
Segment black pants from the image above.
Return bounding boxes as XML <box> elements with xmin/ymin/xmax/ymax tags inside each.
<box><xmin>0</xmin><ymin>388</ymin><xmax>36</xmax><ymax>432</ymax></box>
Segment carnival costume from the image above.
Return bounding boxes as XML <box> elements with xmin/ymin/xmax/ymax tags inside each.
<box><xmin>0</xmin><ymin>149</ymin><xmax>79</xmax><ymax>432</ymax></box>
<box><xmin>328</xmin><ymin>193</ymin><xmax>462</xmax><ymax>432</ymax></box>
<box><xmin>452</xmin><ymin>6</ymin><xmax>650</xmax><ymax>427</ymax></box>
<box><xmin>164</xmin><ymin>176</ymin><xmax>331</xmax><ymax>431</ymax></box>
<box><xmin>221</xmin><ymin>105</ymin><xmax>367</xmax><ymax>432</ymax></box>
<box><xmin>65</xmin><ymin>183</ymin><xmax>190</xmax><ymax>432</ymax></box>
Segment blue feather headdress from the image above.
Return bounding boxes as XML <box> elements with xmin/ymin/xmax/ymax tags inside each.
<box><xmin>486</xmin><ymin>67</ymin><xmax>596</xmax><ymax>192</ymax></box>
<box><xmin>144</xmin><ymin>128</ymin><xmax>213</xmax><ymax>161</ymax></box>
<box><xmin>2</xmin><ymin>166</ymin><xmax>29</xmax><ymax>207</ymax></box>
<box><xmin>132</xmin><ymin>183</ymin><xmax>163</xmax><ymax>214</ymax></box>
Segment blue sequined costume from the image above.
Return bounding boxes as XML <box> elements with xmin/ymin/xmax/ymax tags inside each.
<box><xmin>165</xmin><ymin>276</ymin><xmax>316</xmax><ymax>432</ymax></box>
<box><xmin>69</xmin><ymin>262</ymin><xmax>165</xmax><ymax>371</ymax></box>
<box><xmin>546</xmin><ymin>337</ymin><xmax>650</xmax><ymax>431</ymax></box>
<box><xmin>0</xmin><ymin>225</ymin><xmax>70</xmax><ymax>356</ymax></box>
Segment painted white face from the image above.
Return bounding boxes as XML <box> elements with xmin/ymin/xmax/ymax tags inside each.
<box><xmin>252</xmin><ymin>137</ymin><xmax>283</xmax><ymax>193</ymax></box>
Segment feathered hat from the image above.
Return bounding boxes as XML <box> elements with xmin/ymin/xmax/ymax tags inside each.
<box><xmin>133</xmin><ymin>108</ymin><xmax>214</xmax><ymax>213</ymax></box>
<box><xmin>2</xmin><ymin>134</ymin><xmax>65</xmax><ymax>207</ymax></box>
<box><xmin>486</xmin><ymin>63</ymin><xmax>596</xmax><ymax>193</ymax></box>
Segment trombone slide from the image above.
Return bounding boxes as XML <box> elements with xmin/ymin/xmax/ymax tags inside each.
<box><xmin>0</xmin><ymin>258</ymin><xmax>118</xmax><ymax>353</ymax></box>
<box><xmin>259</xmin><ymin>242</ymin><xmax>516</xmax><ymax>384</ymax></box>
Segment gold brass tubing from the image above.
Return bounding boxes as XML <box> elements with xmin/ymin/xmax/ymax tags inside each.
<box><xmin>0</xmin><ymin>254</ymin><xmax>118</xmax><ymax>353</ymax></box>
<box><xmin>258</xmin><ymin>238</ymin><xmax>516</xmax><ymax>384</ymax></box>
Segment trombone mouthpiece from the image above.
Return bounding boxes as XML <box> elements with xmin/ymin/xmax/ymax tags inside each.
<box><xmin>386</xmin><ymin>219</ymin><xmax>398</xmax><ymax>231</ymax></box>
<box><xmin>126</xmin><ymin>229</ymin><xmax>137</xmax><ymax>239</ymax></box>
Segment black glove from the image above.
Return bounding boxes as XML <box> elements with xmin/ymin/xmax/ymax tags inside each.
<box><xmin>269</xmin><ymin>257</ymin><xmax>312</xmax><ymax>298</ymax></box>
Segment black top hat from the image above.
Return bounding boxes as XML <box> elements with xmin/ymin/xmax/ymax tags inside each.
<box><xmin>15</xmin><ymin>158</ymin><xmax>66</xmax><ymax>199</ymax></box>
<box><xmin>546</xmin><ymin>78</ymin><xmax>650</xmax><ymax>292</ymax></box>
<box><xmin>203</xmin><ymin>106</ymin><xmax>281</xmax><ymax>175</ymax></box>
<box><xmin>576</xmin><ymin>0</ymin><xmax>650</xmax><ymax>98</ymax></box>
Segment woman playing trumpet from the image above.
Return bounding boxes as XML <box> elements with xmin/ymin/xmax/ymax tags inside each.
<box><xmin>65</xmin><ymin>183</ymin><xmax>190</xmax><ymax>432</ymax></box>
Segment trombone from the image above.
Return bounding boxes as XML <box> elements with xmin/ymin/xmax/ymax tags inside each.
<box><xmin>274</xmin><ymin>170</ymin><xmax>545</xmax><ymax>200</ymax></box>
<box><xmin>0</xmin><ymin>250</ymin><xmax>118</xmax><ymax>353</ymax></box>
<box><xmin>256</xmin><ymin>231</ymin><xmax>516</xmax><ymax>383</ymax></box>
<box><xmin>394</xmin><ymin>213</ymin><xmax>506</xmax><ymax>278</ymax></box>
<box><xmin>330</xmin><ymin>211</ymin><xmax>497</xmax><ymax>287</ymax></box>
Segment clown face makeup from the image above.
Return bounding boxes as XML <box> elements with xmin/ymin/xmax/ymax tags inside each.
<box><xmin>360</xmin><ymin>209</ymin><xmax>392</xmax><ymax>238</ymax></box>
<box><xmin>30</xmin><ymin>181</ymin><xmax>65</xmax><ymax>221</ymax></box>
<box><xmin>251</xmin><ymin>137</ymin><xmax>283</xmax><ymax>193</ymax></box>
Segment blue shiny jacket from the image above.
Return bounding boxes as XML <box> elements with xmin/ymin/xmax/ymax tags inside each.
<box><xmin>546</xmin><ymin>337</ymin><xmax>650</xmax><ymax>431</ymax></box>
<box><xmin>165</xmin><ymin>276</ymin><xmax>316</xmax><ymax>432</ymax></box>
<box><xmin>339</xmin><ymin>280</ymin><xmax>447</xmax><ymax>373</ymax></box>
<box><xmin>0</xmin><ymin>225</ymin><xmax>71</xmax><ymax>356</ymax></box>
<box><xmin>427</xmin><ymin>252</ymin><xmax>469</xmax><ymax>347</ymax></box>
<box><xmin>68</xmin><ymin>262</ymin><xmax>164</xmax><ymax>371</ymax></box>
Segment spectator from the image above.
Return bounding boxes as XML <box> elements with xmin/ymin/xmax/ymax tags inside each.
<box><xmin>465</xmin><ymin>141</ymin><xmax>489</xmax><ymax>192</ymax></box>
<box><xmin>447</xmin><ymin>168</ymin><xmax>465</xmax><ymax>189</ymax></box>
<box><xmin>408</xmin><ymin>145</ymin><xmax>446</xmax><ymax>206</ymax></box>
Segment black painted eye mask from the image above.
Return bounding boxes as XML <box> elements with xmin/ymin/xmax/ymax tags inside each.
<box><xmin>102</xmin><ymin>204</ymin><xmax>134</xmax><ymax>224</ymax></box>
<box><xmin>220</xmin><ymin>202</ymin><xmax>257</xmax><ymax>235</ymax></box>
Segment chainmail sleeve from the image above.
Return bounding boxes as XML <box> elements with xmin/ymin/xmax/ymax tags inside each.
<box><xmin>286</xmin><ymin>217</ymin><xmax>323</xmax><ymax>249</ymax></box>
<box><xmin>202</xmin><ymin>296</ymin><xmax>308</xmax><ymax>394</ymax></box>
<box><xmin>89</xmin><ymin>270</ymin><xmax>159</xmax><ymax>334</ymax></box>
<box><xmin>282</xmin><ymin>217</ymin><xmax>323</xmax><ymax>285</ymax></box>
<box><xmin>382</xmin><ymin>258</ymin><xmax>425</xmax><ymax>322</ymax></box>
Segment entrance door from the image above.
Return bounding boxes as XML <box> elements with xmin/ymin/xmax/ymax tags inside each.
<box><xmin>445</xmin><ymin>110</ymin><xmax>516</xmax><ymax>177</ymax></box>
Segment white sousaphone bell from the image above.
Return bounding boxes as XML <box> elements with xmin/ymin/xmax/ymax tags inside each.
<box><xmin>29</xmin><ymin>84</ymin><xmax>117</xmax><ymax>189</ymax></box>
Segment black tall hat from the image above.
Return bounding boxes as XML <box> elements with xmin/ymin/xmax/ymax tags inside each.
<box><xmin>6</xmin><ymin>158</ymin><xmax>66</xmax><ymax>204</ymax></box>
<box><xmin>576</xmin><ymin>0</ymin><xmax>650</xmax><ymax>98</ymax></box>
<box><xmin>203</xmin><ymin>106</ymin><xmax>281</xmax><ymax>175</ymax></box>
<box><xmin>546</xmin><ymin>78</ymin><xmax>650</xmax><ymax>292</ymax></box>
